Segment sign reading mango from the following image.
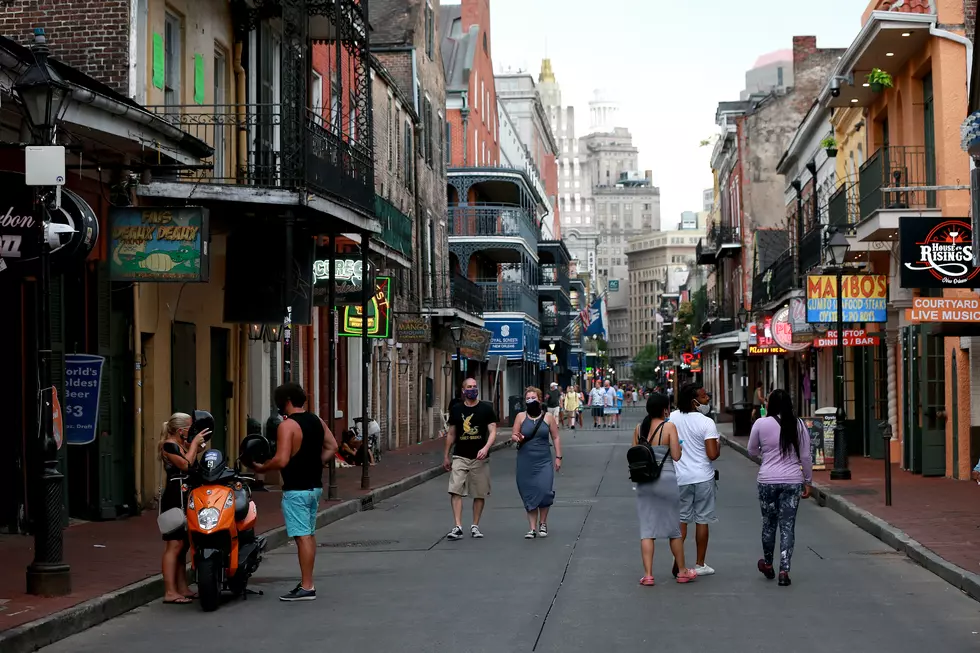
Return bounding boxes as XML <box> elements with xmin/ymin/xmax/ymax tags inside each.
<box><xmin>806</xmin><ymin>274</ymin><xmax>887</xmax><ymax>323</ymax></box>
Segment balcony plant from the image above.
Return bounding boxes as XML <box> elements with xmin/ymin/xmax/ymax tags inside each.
<box><xmin>866</xmin><ymin>68</ymin><xmax>894</xmax><ymax>93</ymax></box>
<box><xmin>820</xmin><ymin>136</ymin><xmax>838</xmax><ymax>158</ymax></box>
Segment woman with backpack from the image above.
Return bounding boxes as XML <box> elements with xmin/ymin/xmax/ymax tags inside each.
<box><xmin>630</xmin><ymin>393</ymin><xmax>696</xmax><ymax>585</ymax></box>
<box><xmin>747</xmin><ymin>388</ymin><xmax>812</xmax><ymax>586</ymax></box>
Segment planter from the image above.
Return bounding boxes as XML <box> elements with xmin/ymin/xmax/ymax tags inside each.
<box><xmin>825</xmin><ymin>147</ymin><xmax>838</xmax><ymax>158</ymax></box>
<box><xmin>870</xmin><ymin>81</ymin><xmax>884</xmax><ymax>93</ymax></box>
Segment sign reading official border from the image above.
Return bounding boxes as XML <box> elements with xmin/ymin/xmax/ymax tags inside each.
<box><xmin>900</xmin><ymin>217</ymin><xmax>980</xmax><ymax>288</ymax></box>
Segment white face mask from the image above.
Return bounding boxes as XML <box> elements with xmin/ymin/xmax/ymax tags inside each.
<box><xmin>695</xmin><ymin>400</ymin><xmax>711</xmax><ymax>416</ymax></box>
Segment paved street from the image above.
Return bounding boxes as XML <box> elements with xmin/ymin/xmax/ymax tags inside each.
<box><xmin>39</xmin><ymin>409</ymin><xmax>980</xmax><ymax>652</ymax></box>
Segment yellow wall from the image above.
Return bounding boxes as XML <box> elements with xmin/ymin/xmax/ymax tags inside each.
<box><xmin>832</xmin><ymin>107</ymin><xmax>865</xmax><ymax>184</ymax></box>
<box><xmin>137</xmin><ymin>233</ymin><xmax>248</xmax><ymax>503</ymax></box>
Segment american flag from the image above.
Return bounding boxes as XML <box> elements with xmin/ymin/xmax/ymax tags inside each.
<box><xmin>579</xmin><ymin>303</ymin><xmax>592</xmax><ymax>330</ymax></box>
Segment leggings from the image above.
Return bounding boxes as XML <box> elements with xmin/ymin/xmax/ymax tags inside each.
<box><xmin>758</xmin><ymin>483</ymin><xmax>803</xmax><ymax>572</ymax></box>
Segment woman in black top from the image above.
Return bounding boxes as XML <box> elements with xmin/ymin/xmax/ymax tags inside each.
<box><xmin>159</xmin><ymin>412</ymin><xmax>209</xmax><ymax>604</ymax></box>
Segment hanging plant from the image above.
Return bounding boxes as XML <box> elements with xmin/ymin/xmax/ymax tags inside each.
<box><xmin>820</xmin><ymin>136</ymin><xmax>838</xmax><ymax>157</ymax></box>
<box><xmin>866</xmin><ymin>68</ymin><xmax>894</xmax><ymax>93</ymax></box>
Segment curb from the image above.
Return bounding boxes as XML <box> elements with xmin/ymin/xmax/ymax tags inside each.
<box><xmin>0</xmin><ymin>442</ymin><xmax>510</xmax><ymax>653</ymax></box>
<box><xmin>718</xmin><ymin>433</ymin><xmax>980</xmax><ymax>602</ymax></box>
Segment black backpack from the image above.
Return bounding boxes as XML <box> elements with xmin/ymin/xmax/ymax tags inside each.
<box><xmin>627</xmin><ymin>422</ymin><xmax>671</xmax><ymax>484</ymax></box>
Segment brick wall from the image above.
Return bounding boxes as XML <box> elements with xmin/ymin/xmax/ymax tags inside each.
<box><xmin>0</xmin><ymin>0</ymin><xmax>131</xmax><ymax>94</ymax></box>
<box><xmin>966</xmin><ymin>0</ymin><xmax>977</xmax><ymax>42</ymax></box>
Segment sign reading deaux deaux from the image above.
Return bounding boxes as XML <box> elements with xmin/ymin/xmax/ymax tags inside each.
<box><xmin>109</xmin><ymin>207</ymin><xmax>210</xmax><ymax>282</ymax></box>
<box><xmin>900</xmin><ymin>217</ymin><xmax>980</xmax><ymax>289</ymax></box>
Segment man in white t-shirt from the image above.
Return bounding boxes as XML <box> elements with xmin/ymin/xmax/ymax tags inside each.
<box><xmin>588</xmin><ymin>381</ymin><xmax>606</xmax><ymax>428</ymax></box>
<box><xmin>670</xmin><ymin>382</ymin><xmax>720</xmax><ymax>577</ymax></box>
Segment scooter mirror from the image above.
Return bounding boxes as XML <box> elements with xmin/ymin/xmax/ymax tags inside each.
<box><xmin>188</xmin><ymin>410</ymin><xmax>215</xmax><ymax>443</ymax></box>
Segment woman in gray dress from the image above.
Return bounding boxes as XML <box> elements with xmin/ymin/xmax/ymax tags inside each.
<box><xmin>633</xmin><ymin>393</ymin><xmax>696</xmax><ymax>585</ymax></box>
<box><xmin>511</xmin><ymin>386</ymin><xmax>563</xmax><ymax>539</ymax></box>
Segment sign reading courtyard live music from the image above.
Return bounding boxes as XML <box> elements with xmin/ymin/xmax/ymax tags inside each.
<box><xmin>109</xmin><ymin>207</ymin><xmax>210</xmax><ymax>282</ymax></box>
<box><xmin>806</xmin><ymin>274</ymin><xmax>888</xmax><ymax>323</ymax></box>
<box><xmin>900</xmin><ymin>217</ymin><xmax>980</xmax><ymax>288</ymax></box>
<box><xmin>905</xmin><ymin>296</ymin><xmax>980</xmax><ymax>323</ymax></box>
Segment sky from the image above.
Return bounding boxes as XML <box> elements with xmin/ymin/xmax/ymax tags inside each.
<box><xmin>475</xmin><ymin>0</ymin><xmax>870</xmax><ymax>225</ymax></box>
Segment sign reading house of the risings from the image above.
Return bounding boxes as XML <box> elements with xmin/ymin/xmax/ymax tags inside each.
<box><xmin>806</xmin><ymin>274</ymin><xmax>887</xmax><ymax>323</ymax></box>
<box><xmin>905</xmin><ymin>296</ymin><xmax>980</xmax><ymax>323</ymax></box>
<box><xmin>900</xmin><ymin>217</ymin><xmax>980</xmax><ymax>288</ymax></box>
<box><xmin>109</xmin><ymin>207</ymin><xmax>209</xmax><ymax>282</ymax></box>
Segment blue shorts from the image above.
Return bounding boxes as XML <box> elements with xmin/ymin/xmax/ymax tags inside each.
<box><xmin>282</xmin><ymin>488</ymin><xmax>323</xmax><ymax>537</ymax></box>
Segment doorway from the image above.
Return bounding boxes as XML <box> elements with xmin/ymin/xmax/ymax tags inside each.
<box><xmin>951</xmin><ymin>350</ymin><xmax>959</xmax><ymax>478</ymax></box>
<box><xmin>171</xmin><ymin>322</ymin><xmax>197</xmax><ymax>414</ymax></box>
<box><xmin>209</xmin><ymin>328</ymin><xmax>230</xmax><ymax>453</ymax></box>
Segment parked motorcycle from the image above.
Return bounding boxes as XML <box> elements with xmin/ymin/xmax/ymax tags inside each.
<box><xmin>183</xmin><ymin>412</ymin><xmax>268</xmax><ymax>612</ymax></box>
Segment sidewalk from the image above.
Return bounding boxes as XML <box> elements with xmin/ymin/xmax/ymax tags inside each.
<box><xmin>718</xmin><ymin>422</ymin><xmax>980</xmax><ymax>600</ymax></box>
<box><xmin>0</xmin><ymin>433</ymin><xmax>474</xmax><ymax>647</ymax></box>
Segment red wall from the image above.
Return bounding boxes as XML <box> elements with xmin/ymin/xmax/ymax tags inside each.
<box><xmin>447</xmin><ymin>0</ymin><xmax>499</xmax><ymax>167</ymax></box>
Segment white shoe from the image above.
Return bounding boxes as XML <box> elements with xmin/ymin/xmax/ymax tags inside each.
<box><xmin>694</xmin><ymin>564</ymin><xmax>715</xmax><ymax>576</ymax></box>
<box><xmin>470</xmin><ymin>524</ymin><xmax>484</xmax><ymax>538</ymax></box>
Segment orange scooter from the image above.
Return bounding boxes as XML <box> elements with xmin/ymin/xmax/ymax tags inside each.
<box><xmin>184</xmin><ymin>415</ymin><xmax>266</xmax><ymax>611</ymax></box>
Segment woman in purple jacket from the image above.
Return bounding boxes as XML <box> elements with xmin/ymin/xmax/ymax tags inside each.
<box><xmin>747</xmin><ymin>389</ymin><xmax>812</xmax><ymax>586</ymax></box>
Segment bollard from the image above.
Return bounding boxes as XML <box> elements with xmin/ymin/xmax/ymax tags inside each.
<box><xmin>879</xmin><ymin>420</ymin><xmax>892</xmax><ymax>507</ymax></box>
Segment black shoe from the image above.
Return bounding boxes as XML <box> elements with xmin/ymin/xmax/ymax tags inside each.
<box><xmin>758</xmin><ymin>559</ymin><xmax>775</xmax><ymax>580</ymax></box>
<box><xmin>778</xmin><ymin>572</ymin><xmax>791</xmax><ymax>586</ymax></box>
<box><xmin>280</xmin><ymin>584</ymin><xmax>317</xmax><ymax>601</ymax></box>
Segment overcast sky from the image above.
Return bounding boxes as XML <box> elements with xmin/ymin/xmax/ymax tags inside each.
<box><xmin>464</xmin><ymin>0</ymin><xmax>868</xmax><ymax>225</ymax></box>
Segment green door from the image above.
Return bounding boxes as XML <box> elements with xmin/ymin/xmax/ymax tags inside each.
<box><xmin>901</xmin><ymin>326</ymin><xmax>920</xmax><ymax>471</ymax></box>
<box><xmin>171</xmin><ymin>322</ymin><xmax>197</xmax><ymax>414</ymax></box>
<box><xmin>209</xmin><ymin>327</ymin><xmax>230</xmax><ymax>453</ymax></box>
<box><xmin>951</xmin><ymin>351</ymin><xmax>959</xmax><ymax>478</ymax></box>
<box><xmin>919</xmin><ymin>326</ymin><xmax>946</xmax><ymax>477</ymax></box>
<box><xmin>864</xmin><ymin>337</ymin><xmax>888</xmax><ymax>459</ymax></box>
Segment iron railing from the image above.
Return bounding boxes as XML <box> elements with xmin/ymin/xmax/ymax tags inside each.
<box><xmin>828</xmin><ymin>183</ymin><xmax>859</xmax><ymax>232</ymax></box>
<box><xmin>538</xmin><ymin>264</ymin><xmax>569</xmax><ymax>288</ymax></box>
<box><xmin>476</xmin><ymin>279</ymin><xmax>539</xmax><ymax>316</ymax></box>
<box><xmin>145</xmin><ymin>104</ymin><xmax>374</xmax><ymax>214</ymax></box>
<box><xmin>753</xmin><ymin>248</ymin><xmax>798</xmax><ymax>307</ymax></box>
<box><xmin>374</xmin><ymin>195</ymin><xmax>412</xmax><ymax>257</ymax></box>
<box><xmin>713</xmin><ymin>224</ymin><xmax>741</xmax><ymax>255</ymax></box>
<box><xmin>859</xmin><ymin>145</ymin><xmax>937</xmax><ymax>222</ymax></box>
<box><xmin>422</xmin><ymin>272</ymin><xmax>484</xmax><ymax>315</ymax></box>
<box><xmin>449</xmin><ymin>204</ymin><xmax>538</xmax><ymax>246</ymax></box>
<box><xmin>798</xmin><ymin>226</ymin><xmax>823</xmax><ymax>276</ymax></box>
<box><xmin>540</xmin><ymin>311</ymin><xmax>571</xmax><ymax>340</ymax></box>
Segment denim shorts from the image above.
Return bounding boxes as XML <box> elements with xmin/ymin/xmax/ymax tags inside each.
<box><xmin>282</xmin><ymin>488</ymin><xmax>323</xmax><ymax>537</ymax></box>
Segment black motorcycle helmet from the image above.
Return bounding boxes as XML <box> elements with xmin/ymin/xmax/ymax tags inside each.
<box><xmin>240</xmin><ymin>433</ymin><xmax>273</xmax><ymax>468</ymax></box>
<box><xmin>187</xmin><ymin>410</ymin><xmax>215</xmax><ymax>443</ymax></box>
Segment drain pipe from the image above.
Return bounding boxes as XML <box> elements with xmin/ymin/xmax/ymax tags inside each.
<box><xmin>133</xmin><ymin>283</ymin><xmax>143</xmax><ymax>507</ymax></box>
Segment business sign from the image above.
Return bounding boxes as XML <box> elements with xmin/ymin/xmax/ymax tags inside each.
<box><xmin>609</xmin><ymin>279</ymin><xmax>620</xmax><ymax>291</ymax></box>
<box><xmin>458</xmin><ymin>325</ymin><xmax>492</xmax><ymax>360</ymax></box>
<box><xmin>905</xmin><ymin>296</ymin><xmax>980</xmax><ymax>323</ymax></box>
<box><xmin>110</xmin><ymin>207</ymin><xmax>209</xmax><ymax>281</ymax></box>
<box><xmin>812</xmin><ymin>329</ymin><xmax>880</xmax><ymax>348</ymax></box>
<box><xmin>396</xmin><ymin>316</ymin><xmax>431</xmax><ymax>343</ymax></box>
<box><xmin>312</xmin><ymin>252</ymin><xmax>376</xmax><ymax>306</ymax></box>
<box><xmin>63</xmin><ymin>354</ymin><xmax>105</xmax><ymax>446</ymax></box>
<box><xmin>771</xmin><ymin>306</ymin><xmax>810</xmax><ymax>352</ymax></box>
<box><xmin>487</xmin><ymin>319</ymin><xmax>525</xmax><ymax>359</ymax></box>
<box><xmin>789</xmin><ymin>297</ymin><xmax>818</xmax><ymax>343</ymax></box>
<box><xmin>900</xmin><ymin>217</ymin><xmax>980</xmax><ymax>288</ymax></box>
<box><xmin>749</xmin><ymin>316</ymin><xmax>788</xmax><ymax>356</ymax></box>
<box><xmin>338</xmin><ymin>276</ymin><xmax>392</xmax><ymax>338</ymax></box>
<box><xmin>806</xmin><ymin>274</ymin><xmax>887</xmax><ymax>323</ymax></box>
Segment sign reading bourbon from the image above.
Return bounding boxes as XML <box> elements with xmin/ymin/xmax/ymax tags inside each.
<box><xmin>900</xmin><ymin>217</ymin><xmax>980</xmax><ymax>288</ymax></box>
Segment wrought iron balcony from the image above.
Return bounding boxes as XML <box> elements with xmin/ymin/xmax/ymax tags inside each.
<box><xmin>798</xmin><ymin>226</ymin><xmax>822</xmax><ymax>276</ymax></box>
<box><xmin>423</xmin><ymin>272</ymin><xmax>485</xmax><ymax>315</ymax></box>
<box><xmin>753</xmin><ymin>248</ymin><xmax>798</xmax><ymax>308</ymax></box>
<box><xmin>145</xmin><ymin>104</ymin><xmax>374</xmax><ymax>215</ymax></box>
<box><xmin>713</xmin><ymin>224</ymin><xmax>741</xmax><ymax>258</ymax></box>
<box><xmin>449</xmin><ymin>204</ymin><xmax>538</xmax><ymax>246</ymax></box>
<box><xmin>696</xmin><ymin>238</ymin><xmax>717</xmax><ymax>265</ymax></box>
<box><xmin>538</xmin><ymin>264</ymin><xmax>569</xmax><ymax>289</ymax></box>
<box><xmin>476</xmin><ymin>279</ymin><xmax>539</xmax><ymax>316</ymax></box>
<box><xmin>858</xmin><ymin>145</ymin><xmax>937</xmax><ymax>222</ymax></box>
<box><xmin>374</xmin><ymin>195</ymin><xmax>412</xmax><ymax>257</ymax></box>
<box><xmin>828</xmin><ymin>183</ymin><xmax>859</xmax><ymax>232</ymax></box>
<box><xmin>541</xmin><ymin>311</ymin><xmax>571</xmax><ymax>340</ymax></box>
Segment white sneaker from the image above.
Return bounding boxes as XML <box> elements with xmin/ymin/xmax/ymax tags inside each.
<box><xmin>447</xmin><ymin>526</ymin><xmax>464</xmax><ymax>541</ymax></box>
<box><xmin>470</xmin><ymin>524</ymin><xmax>484</xmax><ymax>538</ymax></box>
<box><xmin>694</xmin><ymin>564</ymin><xmax>715</xmax><ymax>576</ymax></box>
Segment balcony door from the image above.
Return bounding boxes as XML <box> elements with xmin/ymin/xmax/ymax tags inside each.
<box><xmin>252</xmin><ymin>23</ymin><xmax>282</xmax><ymax>185</ymax></box>
<box><xmin>923</xmin><ymin>73</ymin><xmax>937</xmax><ymax>207</ymax></box>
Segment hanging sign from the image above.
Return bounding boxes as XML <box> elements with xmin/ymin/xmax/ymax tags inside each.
<box><xmin>905</xmin><ymin>296</ymin><xmax>980</xmax><ymax>323</ymax></box>
<box><xmin>749</xmin><ymin>316</ymin><xmax>788</xmax><ymax>355</ymax></box>
<box><xmin>397</xmin><ymin>316</ymin><xmax>431</xmax><ymax>343</ymax></box>
<box><xmin>63</xmin><ymin>354</ymin><xmax>105</xmax><ymax>446</ymax></box>
<box><xmin>338</xmin><ymin>276</ymin><xmax>392</xmax><ymax>338</ymax></box>
<box><xmin>900</xmin><ymin>217</ymin><xmax>980</xmax><ymax>288</ymax></box>
<box><xmin>312</xmin><ymin>249</ymin><xmax>376</xmax><ymax>306</ymax></box>
<box><xmin>806</xmin><ymin>274</ymin><xmax>887</xmax><ymax>323</ymax></box>
<box><xmin>109</xmin><ymin>207</ymin><xmax>209</xmax><ymax>281</ymax></box>
<box><xmin>771</xmin><ymin>306</ymin><xmax>810</xmax><ymax>352</ymax></box>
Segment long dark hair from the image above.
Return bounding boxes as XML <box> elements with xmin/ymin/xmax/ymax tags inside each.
<box><xmin>636</xmin><ymin>393</ymin><xmax>670</xmax><ymax>445</ymax></box>
<box><xmin>767</xmin><ymin>389</ymin><xmax>799</xmax><ymax>458</ymax></box>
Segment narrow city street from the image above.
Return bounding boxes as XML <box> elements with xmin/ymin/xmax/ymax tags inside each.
<box><xmin>39</xmin><ymin>410</ymin><xmax>980</xmax><ymax>653</ymax></box>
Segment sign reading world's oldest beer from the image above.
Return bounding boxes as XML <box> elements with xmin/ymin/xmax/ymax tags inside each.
<box><xmin>900</xmin><ymin>217</ymin><xmax>980</xmax><ymax>288</ymax></box>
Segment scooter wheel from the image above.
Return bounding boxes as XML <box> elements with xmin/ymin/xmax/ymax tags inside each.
<box><xmin>197</xmin><ymin>557</ymin><xmax>221</xmax><ymax>612</ymax></box>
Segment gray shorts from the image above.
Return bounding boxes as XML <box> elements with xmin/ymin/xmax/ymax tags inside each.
<box><xmin>678</xmin><ymin>480</ymin><xmax>718</xmax><ymax>524</ymax></box>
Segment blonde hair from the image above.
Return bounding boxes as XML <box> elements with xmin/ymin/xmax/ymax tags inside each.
<box><xmin>158</xmin><ymin>412</ymin><xmax>191</xmax><ymax>457</ymax></box>
<box><xmin>524</xmin><ymin>386</ymin><xmax>543</xmax><ymax>401</ymax></box>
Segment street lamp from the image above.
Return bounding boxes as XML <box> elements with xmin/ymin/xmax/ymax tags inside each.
<box><xmin>16</xmin><ymin>28</ymin><xmax>72</xmax><ymax>597</ymax></box>
<box><xmin>247</xmin><ymin>324</ymin><xmax>265</xmax><ymax>341</ymax></box>
<box><xmin>421</xmin><ymin>360</ymin><xmax>432</xmax><ymax>376</ymax></box>
<box><xmin>449</xmin><ymin>321</ymin><xmax>463</xmax><ymax>390</ymax></box>
<box><xmin>379</xmin><ymin>354</ymin><xmax>392</xmax><ymax>375</ymax></box>
<box><xmin>264</xmin><ymin>323</ymin><xmax>283</xmax><ymax>343</ymax></box>
<box><xmin>827</xmin><ymin>230</ymin><xmax>851</xmax><ymax>481</ymax></box>
<box><xmin>442</xmin><ymin>362</ymin><xmax>452</xmax><ymax>378</ymax></box>
<box><xmin>398</xmin><ymin>357</ymin><xmax>411</xmax><ymax>375</ymax></box>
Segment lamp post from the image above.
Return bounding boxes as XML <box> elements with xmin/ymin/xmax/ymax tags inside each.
<box><xmin>380</xmin><ymin>355</ymin><xmax>392</xmax><ymax>450</ymax></box>
<box><xmin>17</xmin><ymin>27</ymin><xmax>72</xmax><ymax>597</ymax></box>
<box><xmin>730</xmin><ymin>305</ymin><xmax>751</xmax><ymax>437</ymax></box>
<box><xmin>827</xmin><ymin>230</ymin><xmax>852</xmax><ymax>480</ymax></box>
<box><xmin>449</xmin><ymin>321</ymin><xmax>463</xmax><ymax>392</ymax></box>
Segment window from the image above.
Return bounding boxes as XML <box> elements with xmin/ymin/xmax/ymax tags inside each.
<box><xmin>404</xmin><ymin>120</ymin><xmax>413</xmax><ymax>187</ymax></box>
<box><xmin>214</xmin><ymin>47</ymin><xmax>227</xmax><ymax>177</ymax></box>
<box><xmin>135</xmin><ymin>0</ymin><xmax>148</xmax><ymax>101</ymax></box>
<box><xmin>425</xmin><ymin>1</ymin><xmax>435</xmax><ymax>59</ymax></box>
<box><xmin>387</xmin><ymin>94</ymin><xmax>394</xmax><ymax>171</ymax></box>
<box><xmin>777</xmin><ymin>66</ymin><xmax>784</xmax><ymax>86</ymax></box>
<box><xmin>311</xmin><ymin>70</ymin><xmax>323</xmax><ymax>124</ymax></box>
<box><xmin>349</xmin><ymin>89</ymin><xmax>357</xmax><ymax>140</ymax></box>
<box><xmin>483</xmin><ymin>31</ymin><xmax>488</xmax><ymax>54</ymax></box>
<box><xmin>330</xmin><ymin>78</ymin><xmax>341</xmax><ymax>134</ymax></box>
<box><xmin>164</xmin><ymin>12</ymin><xmax>182</xmax><ymax>107</ymax></box>
<box><xmin>440</xmin><ymin>113</ymin><xmax>447</xmax><ymax>171</ymax></box>
<box><xmin>395</xmin><ymin>113</ymin><xmax>401</xmax><ymax>178</ymax></box>
<box><xmin>423</xmin><ymin>97</ymin><xmax>433</xmax><ymax>166</ymax></box>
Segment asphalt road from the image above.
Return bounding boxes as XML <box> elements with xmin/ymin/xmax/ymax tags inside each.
<box><xmin>39</xmin><ymin>409</ymin><xmax>980</xmax><ymax>652</ymax></box>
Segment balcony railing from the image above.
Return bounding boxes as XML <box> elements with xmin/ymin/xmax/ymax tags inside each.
<box><xmin>798</xmin><ymin>226</ymin><xmax>822</xmax><ymax>275</ymax></box>
<box><xmin>374</xmin><ymin>195</ymin><xmax>412</xmax><ymax>257</ymax></box>
<box><xmin>713</xmin><ymin>224</ymin><xmax>741</xmax><ymax>257</ymax></box>
<box><xmin>753</xmin><ymin>248</ymin><xmax>798</xmax><ymax>307</ymax></box>
<box><xmin>858</xmin><ymin>145</ymin><xmax>937</xmax><ymax>222</ymax></box>
<box><xmin>476</xmin><ymin>279</ymin><xmax>539</xmax><ymax>316</ymax></box>
<box><xmin>538</xmin><ymin>264</ymin><xmax>569</xmax><ymax>288</ymax></box>
<box><xmin>541</xmin><ymin>311</ymin><xmax>571</xmax><ymax>340</ymax></box>
<box><xmin>423</xmin><ymin>272</ymin><xmax>484</xmax><ymax>315</ymax></box>
<box><xmin>828</xmin><ymin>183</ymin><xmax>859</xmax><ymax>232</ymax></box>
<box><xmin>145</xmin><ymin>104</ymin><xmax>374</xmax><ymax>215</ymax></box>
<box><xmin>449</xmin><ymin>204</ymin><xmax>538</xmax><ymax>246</ymax></box>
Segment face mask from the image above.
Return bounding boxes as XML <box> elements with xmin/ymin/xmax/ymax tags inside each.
<box><xmin>695</xmin><ymin>400</ymin><xmax>711</xmax><ymax>416</ymax></box>
<box><xmin>526</xmin><ymin>399</ymin><xmax>541</xmax><ymax>416</ymax></box>
<box><xmin>463</xmin><ymin>388</ymin><xmax>479</xmax><ymax>400</ymax></box>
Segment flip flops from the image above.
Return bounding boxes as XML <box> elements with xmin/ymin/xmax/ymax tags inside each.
<box><xmin>163</xmin><ymin>597</ymin><xmax>193</xmax><ymax>605</ymax></box>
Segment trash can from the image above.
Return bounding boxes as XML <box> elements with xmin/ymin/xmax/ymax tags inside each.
<box><xmin>508</xmin><ymin>395</ymin><xmax>524</xmax><ymax>426</ymax></box>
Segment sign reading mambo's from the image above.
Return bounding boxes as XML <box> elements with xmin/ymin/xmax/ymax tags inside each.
<box><xmin>905</xmin><ymin>296</ymin><xmax>980</xmax><ymax>323</ymax></box>
<box><xmin>110</xmin><ymin>207</ymin><xmax>210</xmax><ymax>282</ymax></box>
<box><xmin>812</xmin><ymin>329</ymin><xmax>880</xmax><ymax>348</ymax></box>
<box><xmin>806</xmin><ymin>275</ymin><xmax>887</xmax><ymax>323</ymax></box>
<box><xmin>900</xmin><ymin>217</ymin><xmax>980</xmax><ymax>288</ymax></box>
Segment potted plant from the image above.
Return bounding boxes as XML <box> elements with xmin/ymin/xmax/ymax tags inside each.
<box><xmin>866</xmin><ymin>68</ymin><xmax>894</xmax><ymax>93</ymax></box>
<box><xmin>820</xmin><ymin>136</ymin><xmax>838</xmax><ymax>157</ymax></box>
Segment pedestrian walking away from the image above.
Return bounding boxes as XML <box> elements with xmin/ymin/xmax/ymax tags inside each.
<box><xmin>512</xmin><ymin>386</ymin><xmax>563</xmax><ymax>539</ymax></box>
<box><xmin>251</xmin><ymin>382</ymin><xmax>338</xmax><ymax>602</ymax></box>
<box><xmin>748</xmin><ymin>388</ymin><xmax>812</xmax><ymax>586</ymax></box>
<box><xmin>444</xmin><ymin>378</ymin><xmax>497</xmax><ymax>540</ymax></box>
<box><xmin>630</xmin><ymin>393</ymin><xmax>696</xmax><ymax>586</ymax></box>
<box><xmin>670</xmin><ymin>382</ymin><xmax>720</xmax><ymax>577</ymax></box>
<box><xmin>588</xmin><ymin>381</ymin><xmax>605</xmax><ymax>428</ymax></box>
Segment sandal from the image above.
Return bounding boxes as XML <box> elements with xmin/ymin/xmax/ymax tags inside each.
<box><xmin>675</xmin><ymin>569</ymin><xmax>697</xmax><ymax>584</ymax></box>
<box><xmin>183</xmin><ymin>593</ymin><xmax>199</xmax><ymax>599</ymax></box>
<box><xmin>639</xmin><ymin>575</ymin><xmax>655</xmax><ymax>586</ymax></box>
<box><xmin>163</xmin><ymin>597</ymin><xmax>193</xmax><ymax>604</ymax></box>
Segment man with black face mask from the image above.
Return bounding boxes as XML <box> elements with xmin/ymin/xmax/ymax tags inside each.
<box><xmin>443</xmin><ymin>377</ymin><xmax>497</xmax><ymax>540</ymax></box>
